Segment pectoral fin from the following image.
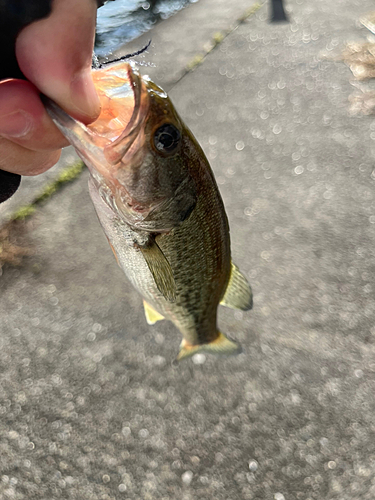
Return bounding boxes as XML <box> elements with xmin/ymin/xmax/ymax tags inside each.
<box><xmin>177</xmin><ymin>332</ymin><xmax>242</xmax><ymax>361</ymax></box>
<box><xmin>139</xmin><ymin>239</ymin><xmax>176</xmax><ymax>302</ymax></box>
<box><xmin>220</xmin><ymin>261</ymin><xmax>253</xmax><ymax>311</ymax></box>
<box><xmin>143</xmin><ymin>300</ymin><xmax>165</xmax><ymax>325</ymax></box>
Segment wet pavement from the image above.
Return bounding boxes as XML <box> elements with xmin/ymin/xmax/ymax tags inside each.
<box><xmin>2</xmin><ymin>0</ymin><xmax>375</xmax><ymax>499</ymax></box>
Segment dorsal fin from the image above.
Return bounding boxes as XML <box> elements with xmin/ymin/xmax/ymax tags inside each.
<box><xmin>220</xmin><ymin>261</ymin><xmax>253</xmax><ymax>311</ymax></box>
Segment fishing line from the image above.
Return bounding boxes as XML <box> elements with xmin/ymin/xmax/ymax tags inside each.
<box><xmin>96</xmin><ymin>40</ymin><xmax>152</xmax><ymax>68</ymax></box>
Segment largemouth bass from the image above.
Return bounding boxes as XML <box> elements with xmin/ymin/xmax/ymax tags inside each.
<box><xmin>46</xmin><ymin>62</ymin><xmax>252</xmax><ymax>361</ymax></box>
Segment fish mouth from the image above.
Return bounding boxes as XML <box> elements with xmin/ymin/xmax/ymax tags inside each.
<box><xmin>44</xmin><ymin>62</ymin><xmax>149</xmax><ymax>182</ymax></box>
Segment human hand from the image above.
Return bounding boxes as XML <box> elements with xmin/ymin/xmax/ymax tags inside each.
<box><xmin>0</xmin><ymin>0</ymin><xmax>100</xmax><ymax>177</ymax></box>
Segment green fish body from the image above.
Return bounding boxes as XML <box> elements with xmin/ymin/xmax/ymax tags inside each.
<box><xmin>46</xmin><ymin>62</ymin><xmax>253</xmax><ymax>360</ymax></box>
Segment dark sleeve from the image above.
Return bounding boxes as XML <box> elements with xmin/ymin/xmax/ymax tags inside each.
<box><xmin>0</xmin><ymin>0</ymin><xmax>105</xmax><ymax>204</ymax></box>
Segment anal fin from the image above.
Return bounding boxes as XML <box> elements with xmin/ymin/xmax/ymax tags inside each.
<box><xmin>143</xmin><ymin>300</ymin><xmax>165</xmax><ymax>325</ymax></box>
<box><xmin>176</xmin><ymin>332</ymin><xmax>242</xmax><ymax>361</ymax></box>
<box><xmin>220</xmin><ymin>261</ymin><xmax>253</xmax><ymax>311</ymax></box>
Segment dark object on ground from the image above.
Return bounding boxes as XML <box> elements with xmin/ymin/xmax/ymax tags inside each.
<box><xmin>270</xmin><ymin>0</ymin><xmax>288</xmax><ymax>22</ymax></box>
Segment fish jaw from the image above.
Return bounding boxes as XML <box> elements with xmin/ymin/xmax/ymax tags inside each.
<box><xmin>44</xmin><ymin>62</ymin><xmax>150</xmax><ymax>199</ymax></box>
<box><xmin>45</xmin><ymin>98</ymin><xmax>109</xmax><ymax>184</ymax></box>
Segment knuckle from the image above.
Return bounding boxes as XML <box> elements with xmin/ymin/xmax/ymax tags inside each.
<box><xmin>0</xmin><ymin>138</ymin><xmax>61</xmax><ymax>176</ymax></box>
<box><xmin>25</xmin><ymin>150</ymin><xmax>62</xmax><ymax>176</ymax></box>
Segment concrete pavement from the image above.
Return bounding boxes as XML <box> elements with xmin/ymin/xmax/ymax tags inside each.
<box><xmin>2</xmin><ymin>0</ymin><xmax>375</xmax><ymax>499</ymax></box>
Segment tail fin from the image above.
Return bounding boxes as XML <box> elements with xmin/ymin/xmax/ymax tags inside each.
<box><xmin>176</xmin><ymin>332</ymin><xmax>242</xmax><ymax>362</ymax></box>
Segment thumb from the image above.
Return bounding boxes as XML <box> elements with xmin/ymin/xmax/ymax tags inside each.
<box><xmin>15</xmin><ymin>0</ymin><xmax>100</xmax><ymax>124</ymax></box>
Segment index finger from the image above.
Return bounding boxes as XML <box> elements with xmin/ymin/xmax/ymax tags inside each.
<box><xmin>15</xmin><ymin>0</ymin><xmax>100</xmax><ymax>124</ymax></box>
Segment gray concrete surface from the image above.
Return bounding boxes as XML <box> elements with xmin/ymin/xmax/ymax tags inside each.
<box><xmin>114</xmin><ymin>0</ymin><xmax>265</xmax><ymax>90</ymax></box>
<box><xmin>2</xmin><ymin>0</ymin><xmax>375</xmax><ymax>499</ymax></box>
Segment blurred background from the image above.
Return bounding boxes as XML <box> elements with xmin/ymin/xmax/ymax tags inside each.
<box><xmin>2</xmin><ymin>0</ymin><xmax>375</xmax><ymax>499</ymax></box>
<box><xmin>95</xmin><ymin>0</ymin><xmax>198</xmax><ymax>57</ymax></box>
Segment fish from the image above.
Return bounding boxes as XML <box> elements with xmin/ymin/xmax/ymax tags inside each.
<box><xmin>45</xmin><ymin>61</ymin><xmax>253</xmax><ymax>361</ymax></box>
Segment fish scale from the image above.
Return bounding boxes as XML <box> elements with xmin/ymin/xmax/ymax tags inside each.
<box><xmin>155</xmin><ymin>184</ymin><xmax>231</xmax><ymax>345</ymax></box>
<box><xmin>46</xmin><ymin>61</ymin><xmax>253</xmax><ymax>361</ymax></box>
<box><xmin>91</xmin><ymin>165</ymin><xmax>230</xmax><ymax>347</ymax></box>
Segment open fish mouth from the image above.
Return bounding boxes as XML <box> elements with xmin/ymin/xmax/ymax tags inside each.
<box><xmin>44</xmin><ymin>62</ymin><xmax>149</xmax><ymax>182</ymax></box>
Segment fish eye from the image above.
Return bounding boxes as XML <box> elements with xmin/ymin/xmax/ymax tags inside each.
<box><xmin>153</xmin><ymin>123</ymin><xmax>181</xmax><ymax>155</ymax></box>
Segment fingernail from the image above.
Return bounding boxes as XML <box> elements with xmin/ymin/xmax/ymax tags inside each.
<box><xmin>0</xmin><ymin>110</ymin><xmax>33</xmax><ymax>138</ymax></box>
<box><xmin>70</xmin><ymin>69</ymin><xmax>100</xmax><ymax>120</ymax></box>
